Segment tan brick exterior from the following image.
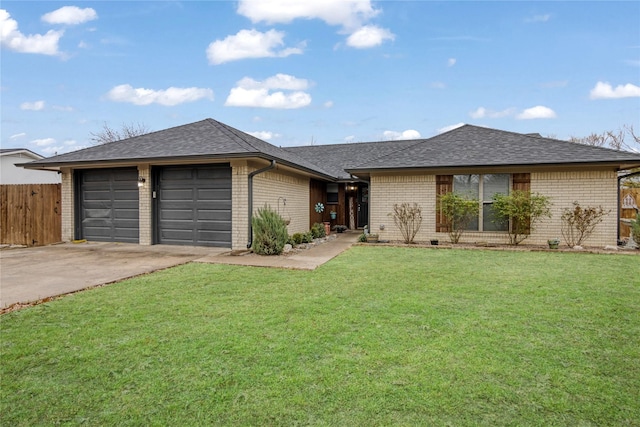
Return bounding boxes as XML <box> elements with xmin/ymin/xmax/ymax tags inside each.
<box><xmin>230</xmin><ymin>161</ymin><xmax>309</xmax><ymax>250</ymax></box>
<box><xmin>531</xmin><ymin>170</ymin><xmax>617</xmax><ymax>246</ymax></box>
<box><xmin>369</xmin><ymin>169</ymin><xmax>619</xmax><ymax>247</ymax></box>
<box><xmin>137</xmin><ymin>164</ymin><xmax>151</xmax><ymax>245</ymax></box>
<box><xmin>61</xmin><ymin>168</ymin><xmax>74</xmax><ymax>242</ymax></box>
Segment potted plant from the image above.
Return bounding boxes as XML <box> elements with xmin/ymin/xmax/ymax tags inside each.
<box><xmin>430</xmin><ymin>239</ymin><xmax>439</xmax><ymax>246</ymax></box>
<box><xmin>330</xmin><ymin>209</ymin><xmax>337</xmax><ymax>220</ymax></box>
<box><xmin>366</xmin><ymin>233</ymin><xmax>379</xmax><ymax>243</ymax></box>
<box><xmin>547</xmin><ymin>238</ymin><xmax>560</xmax><ymax>249</ymax></box>
<box><xmin>334</xmin><ymin>225</ymin><xmax>347</xmax><ymax>233</ymax></box>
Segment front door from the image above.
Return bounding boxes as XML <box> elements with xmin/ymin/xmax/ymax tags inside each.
<box><xmin>357</xmin><ymin>184</ymin><xmax>369</xmax><ymax>228</ymax></box>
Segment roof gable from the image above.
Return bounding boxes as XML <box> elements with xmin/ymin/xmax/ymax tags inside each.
<box><xmin>345</xmin><ymin>125</ymin><xmax>640</xmax><ymax>172</ymax></box>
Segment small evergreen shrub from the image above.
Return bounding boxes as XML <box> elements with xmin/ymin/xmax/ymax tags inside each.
<box><xmin>358</xmin><ymin>233</ymin><xmax>367</xmax><ymax>243</ymax></box>
<box><xmin>291</xmin><ymin>233</ymin><xmax>304</xmax><ymax>245</ymax></box>
<box><xmin>302</xmin><ymin>231</ymin><xmax>314</xmax><ymax>243</ymax></box>
<box><xmin>311</xmin><ymin>222</ymin><xmax>326</xmax><ymax>239</ymax></box>
<box><xmin>252</xmin><ymin>206</ymin><xmax>288</xmax><ymax>255</ymax></box>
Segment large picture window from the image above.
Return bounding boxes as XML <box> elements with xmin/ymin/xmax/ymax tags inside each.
<box><xmin>453</xmin><ymin>174</ymin><xmax>509</xmax><ymax>231</ymax></box>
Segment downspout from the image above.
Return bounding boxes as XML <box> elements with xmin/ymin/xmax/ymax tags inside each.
<box><xmin>247</xmin><ymin>160</ymin><xmax>276</xmax><ymax>249</ymax></box>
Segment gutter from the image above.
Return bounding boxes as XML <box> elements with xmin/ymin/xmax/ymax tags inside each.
<box><xmin>247</xmin><ymin>160</ymin><xmax>276</xmax><ymax>249</ymax></box>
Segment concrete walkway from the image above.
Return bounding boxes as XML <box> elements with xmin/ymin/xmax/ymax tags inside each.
<box><xmin>195</xmin><ymin>231</ymin><xmax>359</xmax><ymax>270</ymax></box>
<box><xmin>0</xmin><ymin>232</ymin><xmax>359</xmax><ymax>309</ymax></box>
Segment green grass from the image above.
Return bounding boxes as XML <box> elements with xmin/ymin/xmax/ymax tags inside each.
<box><xmin>1</xmin><ymin>247</ymin><xmax>639</xmax><ymax>426</ymax></box>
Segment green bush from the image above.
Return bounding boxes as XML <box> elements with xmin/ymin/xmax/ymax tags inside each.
<box><xmin>252</xmin><ymin>206</ymin><xmax>288</xmax><ymax>255</ymax></box>
<box><xmin>492</xmin><ymin>190</ymin><xmax>552</xmax><ymax>245</ymax></box>
<box><xmin>438</xmin><ymin>192</ymin><xmax>479</xmax><ymax>244</ymax></box>
<box><xmin>358</xmin><ymin>233</ymin><xmax>367</xmax><ymax>243</ymax></box>
<box><xmin>311</xmin><ymin>222</ymin><xmax>326</xmax><ymax>239</ymax></box>
<box><xmin>291</xmin><ymin>233</ymin><xmax>304</xmax><ymax>245</ymax></box>
<box><xmin>302</xmin><ymin>231</ymin><xmax>314</xmax><ymax>243</ymax></box>
<box><xmin>632</xmin><ymin>213</ymin><xmax>640</xmax><ymax>246</ymax></box>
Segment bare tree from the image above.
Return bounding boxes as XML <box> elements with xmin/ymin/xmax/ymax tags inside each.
<box><xmin>90</xmin><ymin>122</ymin><xmax>150</xmax><ymax>145</ymax></box>
<box><xmin>569</xmin><ymin>125</ymin><xmax>640</xmax><ymax>152</ymax></box>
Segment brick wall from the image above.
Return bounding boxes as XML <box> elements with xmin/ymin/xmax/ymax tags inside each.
<box><xmin>231</xmin><ymin>160</ymin><xmax>250</xmax><ymax>250</ymax></box>
<box><xmin>60</xmin><ymin>168</ymin><xmax>74</xmax><ymax>242</ymax></box>
<box><xmin>137</xmin><ymin>164</ymin><xmax>151</xmax><ymax>245</ymax></box>
<box><xmin>531</xmin><ymin>170</ymin><xmax>617</xmax><ymax>246</ymax></box>
<box><xmin>370</xmin><ymin>169</ymin><xmax>619</xmax><ymax>247</ymax></box>
<box><xmin>370</xmin><ymin>174</ymin><xmax>436</xmax><ymax>242</ymax></box>
<box><xmin>253</xmin><ymin>169</ymin><xmax>310</xmax><ymax>234</ymax></box>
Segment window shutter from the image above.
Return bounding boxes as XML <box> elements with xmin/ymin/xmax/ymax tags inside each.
<box><xmin>436</xmin><ymin>175</ymin><xmax>453</xmax><ymax>232</ymax></box>
<box><xmin>512</xmin><ymin>173</ymin><xmax>530</xmax><ymax>192</ymax></box>
<box><xmin>512</xmin><ymin>173</ymin><xmax>531</xmax><ymax>234</ymax></box>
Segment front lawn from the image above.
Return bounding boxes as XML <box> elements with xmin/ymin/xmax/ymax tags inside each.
<box><xmin>1</xmin><ymin>247</ymin><xmax>639</xmax><ymax>426</ymax></box>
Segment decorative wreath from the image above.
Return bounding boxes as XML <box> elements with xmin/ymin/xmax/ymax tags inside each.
<box><xmin>314</xmin><ymin>202</ymin><xmax>325</xmax><ymax>214</ymax></box>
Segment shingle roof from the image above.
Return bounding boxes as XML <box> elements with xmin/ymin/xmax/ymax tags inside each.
<box><xmin>24</xmin><ymin>118</ymin><xmax>335</xmax><ymax>178</ymax></box>
<box><xmin>23</xmin><ymin>120</ymin><xmax>640</xmax><ymax>179</ymax></box>
<box><xmin>284</xmin><ymin>139</ymin><xmax>418</xmax><ymax>180</ymax></box>
<box><xmin>343</xmin><ymin>124</ymin><xmax>640</xmax><ymax>172</ymax></box>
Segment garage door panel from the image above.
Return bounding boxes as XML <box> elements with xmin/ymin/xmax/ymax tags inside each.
<box><xmin>79</xmin><ymin>168</ymin><xmax>139</xmax><ymax>243</ymax></box>
<box><xmin>156</xmin><ymin>164</ymin><xmax>231</xmax><ymax>247</ymax></box>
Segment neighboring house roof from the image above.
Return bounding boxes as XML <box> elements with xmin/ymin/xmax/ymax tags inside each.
<box><xmin>0</xmin><ymin>148</ymin><xmax>44</xmax><ymax>160</ymax></box>
<box><xmin>343</xmin><ymin>125</ymin><xmax>640</xmax><ymax>173</ymax></box>
<box><xmin>22</xmin><ymin>118</ymin><xmax>336</xmax><ymax>179</ymax></box>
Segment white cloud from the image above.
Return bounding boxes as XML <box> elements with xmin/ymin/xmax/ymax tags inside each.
<box><xmin>344</xmin><ymin>135</ymin><xmax>356</xmax><ymax>143</ymax></box>
<box><xmin>346</xmin><ymin>25</ymin><xmax>394</xmax><ymax>48</ymax></box>
<box><xmin>469</xmin><ymin>107</ymin><xmax>516</xmax><ymax>119</ymax></box>
<box><xmin>437</xmin><ymin>123</ymin><xmax>465</xmax><ymax>133</ymax></box>
<box><xmin>447</xmin><ymin>58</ymin><xmax>456</xmax><ymax>67</ymax></box>
<box><xmin>10</xmin><ymin>132</ymin><xmax>26</xmax><ymax>140</ymax></box>
<box><xmin>1</xmin><ymin>9</ymin><xmax>63</xmax><ymax>55</ymax></box>
<box><xmin>430</xmin><ymin>81</ymin><xmax>446</xmax><ymax>89</ymax></box>
<box><xmin>20</xmin><ymin>100</ymin><xmax>45</xmax><ymax>111</ymax></box>
<box><xmin>516</xmin><ymin>105</ymin><xmax>557</xmax><ymax>119</ymax></box>
<box><xmin>41</xmin><ymin>6</ymin><xmax>97</xmax><ymax>25</ymax></box>
<box><xmin>207</xmin><ymin>29</ymin><xmax>303</xmax><ymax>65</ymax></box>
<box><xmin>324</xmin><ymin>101</ymin><xmax>334</xmax><ymax>108</ymax></box>
<box><xmin>247</xmin><ymin>131</ymin><xmax>280</xmax><ymax>140</ymax></box>
<box><xmin>225</xmin><ymin>74</ymin><xmax>312</xmax><ymax>109</ymax></box>
<box><xmin>237</xmin><ymin>0</ymin><xmax>379</xmax><ymax>30</ymax></box>
<box><xmin>31</xmin><ymin>137</ymin><xmax>56</xmax><ymax>146</ymax></box>
<box><xmin>382</xmin><ymin>129</ymin><xmax>421</xmax><ymax>140</ymax></box>
<box><xmin>106</xmin><ymin>84</ymin><xmax>214</xmax><ymax>106</ymax></box>
<box><xmin>525</xmin><ymin>14</ymin><xmax>551</xmax><ymax>23</ymax></box>
<box><xmin>589</xmin><ymin>81</ymin><xmax>640</xmax><ymax>99</ymax></box>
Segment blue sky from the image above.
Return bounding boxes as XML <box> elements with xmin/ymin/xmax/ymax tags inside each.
<box><xmin>2</xmin><ymin>1</ymin><xmax>639</xmax><ymax>155</ymax></box>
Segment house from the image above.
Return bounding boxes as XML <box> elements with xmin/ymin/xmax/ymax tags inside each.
<box><xmin>22</xmin><ymin>118</ymin><xmax>640</xmax><ymax>249</ymax></box>
<box><xmin>1</xmin><ymin>149</ymin><xmax>61</xmax><ymax>184</ymax></box>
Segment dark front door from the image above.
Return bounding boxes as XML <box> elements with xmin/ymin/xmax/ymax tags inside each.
<box><xmin>357</xmin><ymin>184</ymin><xmax>369</xmax><ymax>228</ymax></box>
<box><xmin>77</xmin><ymin>168</ymin><xmax>139</xmax><ymax>243</ymax></box>
<box><xmin>155</xmin><ymin>164</ymin><xmax>232</xmax><ymax>247</ymax></box>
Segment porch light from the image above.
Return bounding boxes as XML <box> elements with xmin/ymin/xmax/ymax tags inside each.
<box><xmin>137</xmin><ymin>177</ymin><xmax>146</xmax><ymax>187</ymax></box>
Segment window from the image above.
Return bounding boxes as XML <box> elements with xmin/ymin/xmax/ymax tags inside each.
<box><xmin>453</xmin><ymin>174</ymin><xmax>509</xmax><ymax>231</ymax></box>
<box><xmin>326</xmin><ymin>183</ymin><xmax>339</xmax><ymax>204</ymax></box>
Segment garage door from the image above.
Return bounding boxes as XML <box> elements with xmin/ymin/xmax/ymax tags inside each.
<box><xmin>156</xmin><ymin>164</ymin><xmax>231</xmax><ymax>247</ymax></box>
<box><xmin>78</xmin><ymin>168</ymin><xmax>139</xmax><ymax>243</ymax></box>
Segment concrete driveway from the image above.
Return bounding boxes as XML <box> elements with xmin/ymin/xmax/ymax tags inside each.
<box><xmin>0</xmin><ymin>242</ymin><xmax>226</xmax><ymax>308</ymax></box>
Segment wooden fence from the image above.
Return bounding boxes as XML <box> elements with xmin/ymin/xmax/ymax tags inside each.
<box><xmin>0</xmin><ymin>184</ymin><xmax>61</xmax><ymax>246</ymax></box>
<box><xmin>620</xmin><ymin>188</ymin><xmax>640</xmax><ymax>238</ymax></box>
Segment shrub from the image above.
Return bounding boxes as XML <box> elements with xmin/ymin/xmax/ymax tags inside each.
<box><xmin>358</xmin><ymin>233</ymin><xmax>367</xmax><ymax>243</ymax></box>
<box><xmin>302</xmin><ymin>231</ymin><xmax>314</xmax><ymax>243</ymax></box>
<box><xmin>492</xmin><ymin>190</ymin><xmax>552</xmax><ymax>245</ymax></box>
<box><xmin>438</xmin><ymin>192</ymin><xmax>479</xmax><ymax>244</ymax></box>
<box><xmin>561</xmin><ymin>202</ymin><xmax>610</xmax><ymax>247</ymax></box>
<box><xmin>632</xmin><ymin>213</ymin><xmax>640</xmax><ymax>246</ymax></box>
<box><xmin>389</xmin><ymin>202</ymin><xmax>423</xmax><ymax>244</ymax></box>
<box><xmin>291</xmin><ymin>233</ymin><xmax>304</xmax><ymax>245</ymax></box>
<box><xmin>252</xmin><ymin>205</ymin><xmax>288</xmax><ymax>255</ymax></box>
<box><xmin>311</xmin><ymin>222</ymin><xmax>326</xmax><ymax>239</ymax></box>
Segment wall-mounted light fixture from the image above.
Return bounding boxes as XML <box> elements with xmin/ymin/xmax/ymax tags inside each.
<box><xmin>137</xmin><ymin>177</ymin><xmax>146</xmax><ymax>187</ymax></box>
